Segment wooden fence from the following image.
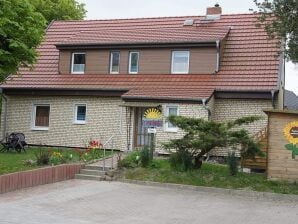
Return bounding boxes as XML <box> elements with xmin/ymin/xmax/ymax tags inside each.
<box><xmin>0</xmin><ymin>163</ymin><xmax>84</xmax><ymax>194</ymax></box>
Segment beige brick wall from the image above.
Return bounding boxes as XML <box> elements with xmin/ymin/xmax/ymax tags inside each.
<box><xmin>1</xmin><ymin>96</ymin><xmax>274</xmax><ymax>155</ymax></box>
<box><xmin>0</xmin><ymin>96</ymin><xmax>208</xmax><ymax>152</ymax></box>
<box><xmin>213</xmin><ymin>99</ymin><xmax>273</xmax><ymax>134</ymax></box>
<box><xmin>155</xmin><ymin>103</ymin><xmax>208</xmax><ymax>151</ymax></box>
<box><xmin>1</xmin><ymin>96</ymin><xmax>129</xmax><ymax>150</ymax></box>
<box><xmin>212</xmin><ymin>99</ymin><xmax>273</xmax><ymax>156</ymax></box>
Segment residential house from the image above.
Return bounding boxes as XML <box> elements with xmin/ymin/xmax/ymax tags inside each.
<box><xmin>0</xmin><ymin>5</ymin><xmax>284</xmax><ymax>154</ymax></box>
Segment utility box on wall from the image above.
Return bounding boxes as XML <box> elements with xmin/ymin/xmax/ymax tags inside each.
<box><xmin>265</xmin><ymin>110</ymin><xmax>298</xmax><ymax>181</ymax></box>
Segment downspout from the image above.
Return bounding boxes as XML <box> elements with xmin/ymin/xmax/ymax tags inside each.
<box><xmin>202</xmin><ymin>98</ymin><xmax>211</xmax><ymax>120</ymax></box>
<box><xmin>271</xmin><ymin>90</ymin><xmax>276</xmax><ymax>109</ymax></box>
<box><xmin>1</xmin><ymin>92</ymin><xmax>8</xmax><ymax>140</ymax></box>
<box><xmin>215</xmin><ymin>40</ymin><xmax>220</xmax><ymax>73</ymax></box>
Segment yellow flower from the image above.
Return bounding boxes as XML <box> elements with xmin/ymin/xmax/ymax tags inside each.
<box><xmin>283</xmin><ymin>121</ymin><xmax>298</xmax><ymax>144</ymax></box>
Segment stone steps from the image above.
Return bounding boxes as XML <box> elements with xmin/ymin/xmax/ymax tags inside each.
<box><xmin>75</xmin><ymin>174</ymin><xmax>105</xmax><ymax>181</ymax></box>
<box><xmin>75</xmin><ymin>164</ymin><xmax>115</xmax><ymax>181</ymax></box>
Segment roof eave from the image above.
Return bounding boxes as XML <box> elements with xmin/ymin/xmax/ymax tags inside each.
<box><xmin>55</xmin><ymin>41</ymin><xmax>218</xmax><ymax>50</ymax></box>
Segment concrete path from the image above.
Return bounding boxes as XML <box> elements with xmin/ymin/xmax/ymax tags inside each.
<box><xmin>0</xmin><ymin>180</ymin><xmax>297</xmax><ymax>224</ymax></box>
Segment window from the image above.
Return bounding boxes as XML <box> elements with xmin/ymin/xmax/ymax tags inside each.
<box><xmin>165</xmin><ymin>106</ymin><xmax>179</xmax><ymax>132</ymax></box>
<box><xmin>110</xmin><ymin>51</ymin><xmax>120</xmax><ymax>74</ymax></box>
<box><xmin>32</xmin><ymin>105</ymin><xmax>50</xmax><ymax>130</ymax></box>
<box><xmin>74</xmin><ymin>104</ymin><xmax>87</xmax><ymax>124</ymax></box>
<box><xmin>171</xmin><ymin>51</ymin><xmax>190</xmax><ymax>74</ymax></box>
<box><xmin>129</xmin><ymin>52</ymin><xmax>139</xmax><ymax>74</ymax></box>
<box><xmin>71</xmin><ymin>53</ymin><xmax>85</xmax><ymax>74</ymax></box>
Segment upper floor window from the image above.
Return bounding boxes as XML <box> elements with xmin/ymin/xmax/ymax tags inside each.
<box><xmin>71</xmin><ymin>53</ymin><xmax>85</xmax><ymax>74</ymax></box>
<box><xmin>129</xmin><ymin>52</ymin><xmax>139</xmax><ymax>74</ymax></box>
<box><xmin>110</xmin><ymin>51</ymin><xmax>120</xmax><ymax>74</ymax></box>
<box><xmin>171</xmin><ymin>51</ymin><xmax>190</xmax><ymax>74</ymax></box>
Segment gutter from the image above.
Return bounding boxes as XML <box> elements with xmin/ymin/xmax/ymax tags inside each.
<box><xmin>215</xmin><ymin>40</ymin><xmax>220</xmax><ymax>73</ymax></box>
<box><xmin>271</xmin><ymin>90</ymin><xmax>276</xmax><ymax>109</ymax></box>
<box><xmin>1</xmin><ymin>91</ymin><xmax>8</xmax><ymax>140</ymax></box>
<box><xmin>202</xmin><ymin>98</ymin><xmax>211</xmax><ymax>120</ymax></box>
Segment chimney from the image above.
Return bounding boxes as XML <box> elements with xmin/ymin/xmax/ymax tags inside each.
<box><xmin>206</xmin><ymin>4</ymin><xmax>222</xmax><ymax>20</ymax></box>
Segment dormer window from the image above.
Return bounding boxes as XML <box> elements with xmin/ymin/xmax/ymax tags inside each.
<box><xmin>110</xmin><ymin>51</ymin><xmax>120</xmax><ymax>74</ymax></box>
<box><xmin>171</xmin><ymin>51</ymin><xmax>190</xmax><ymax>74</ymax></box>
<box><xmin>129</xmin><ymin>52</ymin><xmax>139</xmax><ymax>74</ymax></box>
<box><xmin>71</xmin><ymin>53</ymin><xmax>85</xmax><ymax>74</ymax></box>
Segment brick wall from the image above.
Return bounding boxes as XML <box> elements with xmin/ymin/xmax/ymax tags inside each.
<box><xmin>155</xmin><ymin>104</ymin><xmax>208</xmax><ymax>150</ymax></box>
<box><xmin>0</xmin><ymin>96</ymin><xmax>208</xmax><ymax>151</ymax></box>
<box><xmin>1</xmin><ymin>96</ymin><xmax>129</xmax><ymax>150</ymax></box>
<box><xmin>1</xmin><ymin>96</ymin><xmax>273</xmax><ymax>154</ymax></box>
<box><xmin>212</xmin><ymin>99</ymin><xmax>273</xmax><ymax>156</ymax></box>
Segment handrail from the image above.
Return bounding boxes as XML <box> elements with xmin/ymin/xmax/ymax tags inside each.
<box><xmin>102</xmin><ymin>134</ymin><xmax>117</xmax><ymax>171</ymax></box>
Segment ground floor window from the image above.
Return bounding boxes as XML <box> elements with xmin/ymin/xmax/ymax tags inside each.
<box><xmin>165</xmin><ymin>106</ymin><xmax>179</xmax><ymax>132</ymax></box>
<box><xmin>74</xmin><ymin>104</ymin><xmax>87</xmax><ymax>124</ymax></box>
<box><xmin>32</xmin><ymin>105</ymin><xmax>50</xmax><ymax>130</ymax></box>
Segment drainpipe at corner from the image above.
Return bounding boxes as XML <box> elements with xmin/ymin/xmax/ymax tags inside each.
<box><xmin>202</xmin><ymin>98</ymin><xmax>211</xmax><ymax>120</ymax></box>
<box><xmin>271</xmin><ymin>90</ymin><xmax>276</xmax><ymax>109</ymax></box>
<box><xmin>1</xmin><ymin>89</ymin><xmax>8</xmax><ymax>140</ymax></box>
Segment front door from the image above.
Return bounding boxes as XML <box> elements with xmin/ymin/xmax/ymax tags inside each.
<box><xmin>135</xmin><ymin>107</ymin><xmax>150</xmax><ymax>147</ymax></box>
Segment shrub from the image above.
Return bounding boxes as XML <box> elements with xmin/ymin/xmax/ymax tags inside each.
<box><xmin>227</xmin><ymin>151</ymin><xmax>239</xmax><ymax>176</ymax></box>
<box><xmin>140</xmin><ymin>146</ymin><xmax>151</xmax><ymax>167</ymax></box>
<box><xmin>118</xmin><ymin>151</ymin><xmax>140</xmax><ymax>169</ymax></box>
<box><xmin>169</xmin><ymin>150</ymin><xmax>193</xmax><ymax>171</ymax></box>
<box><xmin>49</xmin><ymin>151</ymin><xmax>64</xmax><ymax>165</ymax></box>
<box><xmin>35</xmin><ymin>149</ymin><xmax>50</xmax><ymax>165</ymax></box>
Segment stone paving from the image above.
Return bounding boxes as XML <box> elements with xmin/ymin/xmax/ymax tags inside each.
<box><xmin>0</xmin><ymin>180</ymin><xmax>297</xmax><ymax>224</ymax></box>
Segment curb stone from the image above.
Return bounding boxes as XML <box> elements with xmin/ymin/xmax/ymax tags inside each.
<box><xmin>117</xmin><ymin>179</ymin><xmax>298</xmax><ymax>202</ymax></box>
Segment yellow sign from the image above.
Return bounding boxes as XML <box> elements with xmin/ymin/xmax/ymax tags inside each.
<box><xmin>283</xmin><ymin>121</ymin><xmax>298</xmax><ymax>159</ymax></box>
<box><xmin>143</xmin><ymin>108</ymin><xmax>163</xmax><ymax>128</ymax></box>
<box><xmin>144</xmin><ymin>108</ymin><xmax>162</xmax><ymax>119</ymax></box>
<box><xmin>284</xmin><ymin>121</ymin><xmax>298</xmax><ymax>144</ymax></box>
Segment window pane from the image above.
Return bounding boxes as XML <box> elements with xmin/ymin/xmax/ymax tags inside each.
<box><xmin>130</xmin><ymin>52</ymin><xmax>139</xmax><ymax>73</ymax></box>
<box><xmin>76</xmin><ymin>106</ymin><xmax>86</xmax><ymax>121</ymax></box>
<box><xmin>73</xmin><ymin>54</ymin><xmax>85</xmax><ymax>73</ymax></box>
<box><xmin>167</xmin><ymin>107</ymin><xmax>177</xmax><ymax>128</ymax></box>
<box><xmin>111</xmin><ymin>52</ymin><xmax>120</xmax><ymax>73</ymax></box>
<box><xmin>35</xmin><ymin>106</ymin><xmax>50</xmax><ymax>127</ymax></box>
<box><xmin>74</xmin><ymin>54</ymin><xmax>85</xmax><ymax>64</ymax></box>
<box><xmin>172</xmin><ymin>51</ymin><xmax>189</xmax><ymax>73</ymax></box>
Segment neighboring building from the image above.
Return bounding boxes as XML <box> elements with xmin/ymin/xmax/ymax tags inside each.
<box><xmin>0</xmin><ymin>5</ymin><xmax>285</xmax><ymax>154</ymax></box>
<box><xmin>285</xmin><ymin>90</ymin><xmax>298</xmax><ymax>110</ymax></box>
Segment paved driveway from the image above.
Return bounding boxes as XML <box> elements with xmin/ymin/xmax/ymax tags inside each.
<box><xmin>0</xmin><ymin>180</ymin><xmax>297</xmax><ymax>224</ymax></box>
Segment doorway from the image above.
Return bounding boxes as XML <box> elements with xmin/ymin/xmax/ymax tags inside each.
<box><xmin>134</xmin><ymin>107</ymin><xmax>150</xmax><ymax>148</ymax></box>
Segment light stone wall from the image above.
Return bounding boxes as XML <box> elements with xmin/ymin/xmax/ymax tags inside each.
<box><xmin>155</xmin><ymin>103</ymin><xmax>208</xmax><ymax>151</ymax></box>
<box><xmin>213</xmin><ymin>99</ymin><xmax>273</xmax><ymax>134</ymax></box>
<box><xmin>212</xmin><ymin>99</ymin><xmax>273</xmax><ymax>156</ymax></box>
<box><xmin>0</xmin><ymin>96</ymin><xmax>208</xmax><ymax>151</ymax></box>
<box><xmin>1</xmin><ymin>96</ymin><xmax>130</xmax><ymax>150</ymax></box>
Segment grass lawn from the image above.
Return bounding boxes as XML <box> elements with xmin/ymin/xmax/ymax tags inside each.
<box><xmin>0</xmin><ymin>147</ymin><xmax>113</xmax><ymax>175</ymax></box>
<box><xmin>122</xmin><ymin>159</ymin><xmax>298</xmax><ymax>195</ymax></box>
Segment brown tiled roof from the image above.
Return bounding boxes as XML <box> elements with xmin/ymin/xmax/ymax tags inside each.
<box><xmin>1</xmin><ymin>14</ymin><xmax>280</xmax><ymax>101</ymax></box>
<box><xmin>56</xmin><ymin>27</ymin><xmax>230</xmax><ymax>46</ymax></box>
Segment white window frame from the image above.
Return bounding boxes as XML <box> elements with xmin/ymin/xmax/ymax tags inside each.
<box><xmin>129</xmin><ymin>51</ymin><xmax>139</xmax><ymax>74</ymax></box>
<box><xmin>71</xmin><ymin>52</ymin><xmax>85</xmax><ymax>74</ymax></box>
<box><xmin>164</xmin><ymin>105</ymin><xmax>179</xmax><ymax>132</ymax></box>
<box><xmin>31</xmin><ymin>104</ymin><xmax>51</xmax><ymax>131</ymax></box>
<box><xmin>171</xmin><ymin>51</ymin><xmax>190</xmax><ymax>74</ymax></box>
<box><xmin>110</xmin><ymin>51</ymin><xmax>120</xmax><ymax>74</ymax></box>
<box><xmin>74</xmin><ymin>104</ymin><xmax>87</xmax><ymax>124</ymax></box>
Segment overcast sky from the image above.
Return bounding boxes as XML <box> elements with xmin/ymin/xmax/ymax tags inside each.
<box><xmin>78</xmin><ymin>0</ymin><xmax>298</xmax><ymax>94</ymax></box>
